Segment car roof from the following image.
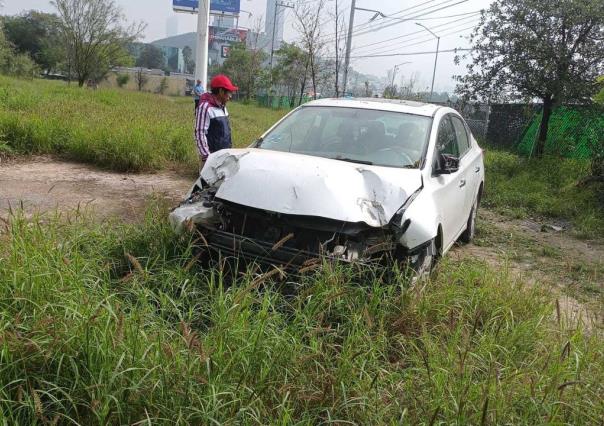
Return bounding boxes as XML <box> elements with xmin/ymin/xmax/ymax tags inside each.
<box><xmin>303</xmin><ymin>98</ymin><xmax>441</xmax><ymax>117</ymax></box>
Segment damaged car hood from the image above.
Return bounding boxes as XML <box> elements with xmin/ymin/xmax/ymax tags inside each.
<box><xmin>201</xmin><ymin>148</ymin><xmax>423</xmax><ymax>227</ymax></box>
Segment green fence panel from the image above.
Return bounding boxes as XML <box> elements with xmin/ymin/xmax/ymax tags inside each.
<box><xmin>517</xmin><ymin>106</ymin><xmax>604</xmax><ymax>159</ymax></box>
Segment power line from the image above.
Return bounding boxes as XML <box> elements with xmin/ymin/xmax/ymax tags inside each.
<box><xmin>321</xmin><ymin>0</ymin><xmax>468</xmax><ymax>41</ymax></box>
<box><xmin>349</xmin><ymin>47</ymin><xmax>471</xmax><ymax>58</ymax></box>
<box><xmin>350</xmin><ymin>0</ymin><xmax>470</xmax><ymax>38</ymax></box>
<box><xmin>352</xmin><ymin>14</ymin><xmax>479</xmax><ymax>52</ymax></box>
<box><xmin>414</xmin><ymin>10</ymin><xmax>482</xmax><ymax>20</ymax></box>
<box><xmin>354</xmin><ymin>23</ymin><xmax>477</xmax><ymax>56</ymax></box>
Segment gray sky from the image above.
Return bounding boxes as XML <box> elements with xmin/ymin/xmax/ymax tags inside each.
<box><xmin>3</xmin><ymin>0</ymin><xmax>491</xmax><ymax>92</ymax></box>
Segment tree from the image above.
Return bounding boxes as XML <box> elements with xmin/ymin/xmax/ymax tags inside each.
<box><xmin>456</xmin><ymin>0</ymin><xmax>604</xmax><ymax>157</ymax></box>
<box><xmin>0</xmin><ymin>17</ymin><xmax>38</xmax><ymax>78</ymax></box>
<box><xmin>52</xmin><ymin>0</ymin><xmax>144</xmax><ymax>86</ymax></box>
<box><xmin>135</xmin><ymin>68</ymin><xmax>147</xmax><ymax>91</ymax></box>
<box><xmin>220</xmin><ymin>42</ymin><xmax>268</xmax><ymax>100</ymax></box>
<box><xmin>135</xmin><ymin>44</ymin><xmax>165</xmax><ymax>69</ymax></box>
<box><xmin>2</xmin><ymin>11</ymin><xmax>63</xmax><ymax>73</ymax></box>
<box><xmin>272</xmin><ymin>42</ymin><xmax>307</xmax><ymax>106</ymax></box>
<box><xmin>293</xmin><ymin>0</ymin><xmax>327</xmax><ymax>100</ymax></box>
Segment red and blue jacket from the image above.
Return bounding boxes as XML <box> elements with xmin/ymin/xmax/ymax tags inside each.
<box><xmin>194</xmin><ymin>93</ymin><xmax>232</xmax><ymax>160</ymax></box>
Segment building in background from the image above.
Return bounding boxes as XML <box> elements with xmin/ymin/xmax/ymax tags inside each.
<box><xmin>166</xmin><ymin>16</ymin><xmax>179</xmax><ymax>38</ymax></box>
<box><xmin>265</xmin><ymin>0</ymin><xmax>285</xmax><ymax>52</ymax></box>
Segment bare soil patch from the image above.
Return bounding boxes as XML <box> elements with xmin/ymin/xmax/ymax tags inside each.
<box><xmin>0</xmin><ymin>157</ymin><xmax>191</xmax><ymax>222</ymax></box>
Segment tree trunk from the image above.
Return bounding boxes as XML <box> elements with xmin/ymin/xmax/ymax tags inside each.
<box><xmin>534</xmin><ymin>94</ymin><xmax>553</xmax><ymax>158</ymax></box>
<box><xmin>310</xmin><ymin>54</ymin><xmax>317</xmax><ymax>100</ymax></box>
<box><xmin>298</xmin><ymin>59</ymin><xmax>309</xmax><ymax>106</ymax></box>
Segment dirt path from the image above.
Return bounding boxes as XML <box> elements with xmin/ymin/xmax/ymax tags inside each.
<box><xmin>2</xmin><ymin>158</ymin><xmax>602</xmax><ymax>328</ymax></box>
<box><xmin>0</xmin><ymin>157</ymin><xmax>192</xmax><ymax>221</ymax></box>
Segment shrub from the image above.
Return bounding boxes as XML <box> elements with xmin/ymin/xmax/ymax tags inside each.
<box><xmin>116</xmin><ymin>73</ymin><xmax>129</xmax><ymax>87</ymax></box>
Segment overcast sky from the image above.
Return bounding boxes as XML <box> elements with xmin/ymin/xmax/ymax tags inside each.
<box><xmin>3</xmin><ymin>0</ymin><xmax>492</xmax><ymax>92</ymax></box>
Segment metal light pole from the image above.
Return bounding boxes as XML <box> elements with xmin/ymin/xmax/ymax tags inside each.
<box><xmin>416</xmin><ymin>22</ymin><xmax>440</xmax><ymax>102</ymax></box>
<box><xmin>194</xmin><ymin>0</ymin><xmax>211</xmax><ymax>90</ymax></box>
<box><xmin>342</xmin><ymin>4</ymin><xmax>386</xmax><ymax>96</ymax></box>
<box><xmin>390</xmin><ymin>61</ymin><xmax>411</xmax><ymax>88</ymax></box>
<box><xmin>270</xmin><ymin>1</ymin><xmax>293</xmax><ymax>70</ymax></box>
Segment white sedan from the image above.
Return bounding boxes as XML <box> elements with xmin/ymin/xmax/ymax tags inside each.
<box><xmin>170</xmin><ymin>98</ymin><xmax>485</xmax><ymax>276</ymax></box>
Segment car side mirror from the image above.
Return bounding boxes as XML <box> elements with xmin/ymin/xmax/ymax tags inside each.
<box><xmin>436</xmin><ymin>153</ymin><xmax>460</xmax><ymax>175</ymax></box>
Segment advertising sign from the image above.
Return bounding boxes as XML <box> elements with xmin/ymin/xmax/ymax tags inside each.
<box><xmin>173</xmin><ymin>0</ymin><xmax>241</xmax><ymax>15</ymax></box>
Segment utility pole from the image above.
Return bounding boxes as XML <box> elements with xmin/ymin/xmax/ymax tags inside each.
<box><xmin>342</xmin><ymin>4</ymin><xmax>386</xmax><ymax>96</ymax></box>
<box><xmin>416</xmin><ymin>23</ymin><xmax>440</xmax><ymax>102</ymax></box>
<box><xmin>270</xmin><ymin>1</ymin><xmax>293</xmax><ymax>70</ymax></box>
<box><xmin>194</xmin><ymin>0</ymin><xmax>211</xmax><ymax>90</ymax></box>
<box><xmin>342</xmin><ymin>0</ymin><xmax>356</xmax><ymax>96</ymax></box>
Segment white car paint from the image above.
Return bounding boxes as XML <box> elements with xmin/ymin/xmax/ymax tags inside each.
<box><xmin>170</xmin><ymin>98</ymin><xmax>485</xmax><ymax>262</ymax></box>
<box><xmin>200</xmin><ymin>148</ymin><xmax>423</xmax><ymax>227</ymax></box>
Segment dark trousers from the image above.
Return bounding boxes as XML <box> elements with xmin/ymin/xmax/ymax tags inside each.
<box><xmin>194</xmin><ymin>99</ymin><xmax>200</xmax><ymax>112</ymax></box>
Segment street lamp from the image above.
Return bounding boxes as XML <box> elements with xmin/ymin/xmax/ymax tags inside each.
<box><xmin>342</xmin><ymin>1</ymin><xmax>387</xmax><ymax>95</ymax></box>
<box><xmin>415</xmin><ymin>22</ymin><xmax>440</xmax><ymax>102</ymax></box>
<box><xmin>390</xmin><ymin>61</ymin><xmax>411</xmax><ymax>88</ymax></box>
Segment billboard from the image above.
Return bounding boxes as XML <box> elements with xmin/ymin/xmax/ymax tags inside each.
<box><xmin>208</xmin><ymin>26</ymin><xmax>247</xmax><ymax>64</ymax></box>
<box><xmin>173</xmin><ymin>0</ymin><xmax>241</xmax><ymax>15</ymax></box>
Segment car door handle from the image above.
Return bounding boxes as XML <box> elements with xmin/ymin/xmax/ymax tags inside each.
<box><xmin>459</xmin><ymin>179</ymin><xmax>466</xmax><ymax>188</ymax></box>
<box><xmin>474</xmin><ymin>166</ymin><xmax>481</xmax><ymax>173</ymax></box>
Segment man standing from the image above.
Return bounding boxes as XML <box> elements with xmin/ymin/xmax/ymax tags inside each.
<box><xmin>194</xmin><ymin>74</ymin><xmax>238</xmax><ymax>168</ymax></box>
<box><xmin>193</xmin><ymin>79</ymin><xmax>204</xmax><ymax>112</ymax></box>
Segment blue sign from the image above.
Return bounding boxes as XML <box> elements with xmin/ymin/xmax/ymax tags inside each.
<box><xmin>173</xmin><ymin>0</ymin><xmax>240</xmax><ymax>14</ymax></box>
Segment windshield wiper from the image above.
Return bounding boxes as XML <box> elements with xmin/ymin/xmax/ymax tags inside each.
<box><xmin>334</xmin><ymin>156</ymin><xmax>373</xmax><ymax>165</ymax></box>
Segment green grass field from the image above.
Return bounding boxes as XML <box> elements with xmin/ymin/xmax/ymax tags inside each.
<box><xmin>483</xmin><ymin>150</ymin><xmax>604</xmax><ymax>238</ymax></box>
<box><xmin>0</xmin><ymin>76</ymin><xmax>286</xmax><ymax>172</ymax></box>
<box><xmin>0</xmin><ymin>203</ymin><xmax>602</xmax><ymax>424</ymax></box>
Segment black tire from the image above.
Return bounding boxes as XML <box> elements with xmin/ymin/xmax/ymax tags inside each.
<box><xmin>460</xmin><ymin>194</ymin><xmax>478</xmax><ymax>244</ymax></box>
<box><xmin>409</xmin><ymin>238</ymin><xmax>437</xmax><ymax>282</ymax></box>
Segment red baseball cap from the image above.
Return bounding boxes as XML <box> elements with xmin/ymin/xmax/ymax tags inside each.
<box><xmin>210</xmin><ymin>74</ymin><xmax>238</xmax><ymax>92</ymax></box>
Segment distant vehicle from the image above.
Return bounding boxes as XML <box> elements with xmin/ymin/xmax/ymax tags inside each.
<box><xmin>170</xmin><ymin>98</ymin><xmax>485</xmax><ymax>277</ymax></box>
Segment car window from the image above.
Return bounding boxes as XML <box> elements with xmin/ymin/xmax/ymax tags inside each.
<box><xmin>436</xmin><ymin>115</ymin><xmax>459</xmax><ymax>157</ymax></box>
<box><xmin>450</xmin><ymin>115</ymin><xmax>470</xmax><ymax>156</ymax></box>
<box><xmin>261</xmin><ymin>109</ymin><xmax>322</xmax><ymax>151</ymax></box>
<box><xmin>258</xmin><ymin>106</ymin><xmax>432</xmax><ymax>168</ymax></box>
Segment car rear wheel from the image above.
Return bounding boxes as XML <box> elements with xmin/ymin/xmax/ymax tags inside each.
<box><xmin>459</xmin><ymin>195</ymin><xmax>478</xmax><ymax>244</ymax></box>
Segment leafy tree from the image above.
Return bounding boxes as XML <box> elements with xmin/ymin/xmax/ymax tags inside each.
<box><xmin>272</xmin><ymin>43</ymin><xmax>307</xmax><ymax>106</ymax></box>
<box><xmin>135</xmin><ymin>44</ymin><xmax>165</xmax><ymax>70</ymax></box>
<box><xmin>0</xmin><ymin>17</ymin><xmax>38</xmax><ymax>78</ymax></box>
<box><xmin>52</xmin><ymin>0</ymin><xmax>144</xmax><ymax>86</ymax></box>
<box><xmin>456</xmin><ymin>0</ymin><xmax>604</xmax><ymax>157</ymax></box>
<box><xmin>2</xmin><ymin>11</ymin><xmax>63</xmax><ymax>73</ymax></box>
<box><xmin>595</xmin><ymin>76</ymin><xmax>604</xmax><ymax>104</ymax></box>
<box><xmin>220</xmin><ymin>42</ymin><xmax>267</xmax><ymax>100</ymax></box>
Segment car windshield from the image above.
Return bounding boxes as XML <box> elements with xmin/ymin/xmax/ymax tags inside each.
<box><xmin>257</xmin><ymin>106</ymin><xmax>432</xmax><ymax>168</ymax></box>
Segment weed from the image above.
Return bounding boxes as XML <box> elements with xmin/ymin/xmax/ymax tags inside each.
<box><xmin>483</xmin><ymin>149</ymin><xmax>604</xmax><ymax>238</ymax></box>
<box><xmin>0</xmin><ymin>76</ymin><xmax>287</xmax><ymax>172</ymax></box>
<box><xmin>0</xmin><ymin>204</ymin><xmax>602</xmax><ymax>424</ymax></box>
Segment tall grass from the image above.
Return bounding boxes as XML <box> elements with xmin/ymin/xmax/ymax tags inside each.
<box><xmin>483</xmin><ymin>149</ymin><xmax>604</xmax><ymax>238</ymax></box>
<box><xmin>0</xmin><ymin>76</ymin><xmax>286</xmax><ymax>172</ymax></box>
<box><xmin>0</xmin><ymin>203</ymin><xmax>602</xmax><ymax>424</ymax></box>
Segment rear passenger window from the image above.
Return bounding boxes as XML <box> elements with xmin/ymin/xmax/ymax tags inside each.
<box><xmin>436</xmin><ymin>116</ymin><xmax>459</xmax><ymax>157</ymax></box>
<box><xmin>451</xmin><ymin>116</ymin><xmax>470</xmax><ymax>156</ymax></box>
